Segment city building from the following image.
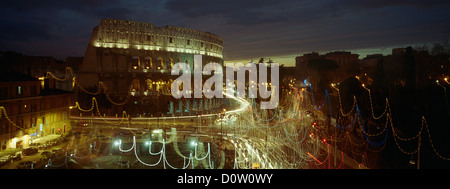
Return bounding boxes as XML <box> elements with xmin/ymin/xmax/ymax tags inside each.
<box><xmin>0</xmin><ymin>52</ymin><xmax>81</xmax><ymax>92</ymax></box>
<box><xmin>295</xmin><ymin>51</ymin><xmax>360</xmax><ymax>98</ymax></box>
<box><xmin>358</xmin><ymin>47</ymin><xmax>450</xmax><ymax>89</ymax></box>
<box><xmin>295</xmin><ymin>51</ymin><xmax>320</xmax><ymax>81</ymax></box>
<box><xmin>359</xmin><ymin>54</ymin><xmax>383</xmax><ymax>76</ymax></box>
<box><xmin>0</xmin><ymin>72</ymin><xmax>72</xmax><ymax>150</ymax></box>
<box><xmin>295</xmin><ymin>51</ymin><xmax>359</xmax><ymax>84</ymax></box>
<box><xmin>324</xmin><ymin>51</ymin><xmax>360</xmax><ymax>81</ymax></box>
<box><xmin>77</xmin><ymin>19</ymin><xmax>224</xmax><ymax>117</ymax></box>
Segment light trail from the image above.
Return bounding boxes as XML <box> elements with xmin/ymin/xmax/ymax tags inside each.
<box><xmin>69</xmin><ymin>85</ymin><xmax>330</xmax><ymax>169</ymax></box>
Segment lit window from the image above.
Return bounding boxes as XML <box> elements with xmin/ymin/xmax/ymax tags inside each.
<box><xmin>17</xmin><ymin>86</ymin><xmax>22</xmax><ymax>95</ymax></box>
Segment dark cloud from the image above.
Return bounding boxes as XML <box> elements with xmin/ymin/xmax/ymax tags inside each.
<box><xmin>0</xmin><ymin>0</ymin><xmax>113</xmax><ymax>12</ymax></box>
<box><xmin>336</xmin><ymin>0</ymin><xmax>450</xmax><ymax>9</ymax></box>
<box><xmin>0</xmin><ymin>0</ymin><xmax>449</xmax><ymax>63</ymax></box>
<box><xmin>164</xmin><ymin>0</ymin><xmax>278</xmax><ymax>18</ymax></box>
<box><xmin>164</xmin><ymin>0</ymin><xmax>317</xmax><ymax>25</ymax></box>
<box><xmin>0</xmin><ymin>18</ymin><xmax>55</xmax><ymax>41</ymax></box>
<box><xmin>0</xmin><ymin>6</ymin><xmax>61</xmax><ymax>43</ymax></box>
<box><xmin>0</xmin><ymin>0</ymin><xmax>136</xmax><ymax>57</ymax></box>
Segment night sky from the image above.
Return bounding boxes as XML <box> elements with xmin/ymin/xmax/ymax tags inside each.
<box><xmin>1</xmin><ymin>0</ymin><xmax>450</xmax><ymax>66</ymax></box>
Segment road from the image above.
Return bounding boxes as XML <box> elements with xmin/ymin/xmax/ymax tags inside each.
<box><xmin>0</xmin><ymin>85</ymin><xmax>368</xmax><ymax>169</ymax></box>
<box><xmin>0</xmin><ymin>141</ymin><xmax>69</xmax><ymax>169</ymax></box>
<box><xmin>64</xmin><ymin>87</ymin><xmax>342</xmax><ymax>169</ymax></box>
<box><xmin>1</xmin><ymin>87</ymin><xmax>366</xmax><ymax>169</ymax></box>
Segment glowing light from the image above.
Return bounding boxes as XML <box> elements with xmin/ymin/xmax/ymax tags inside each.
<box><xmin>190</xmin><ymin>140</ymin><xmax>197</xmax><ymax>147</ymax></box>
<box><xmin>152</xmin><ymin>129</ymin><xmax>163</xmax><ymax>134</ymax></box>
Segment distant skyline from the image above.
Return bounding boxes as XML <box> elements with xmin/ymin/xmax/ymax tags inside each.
<box><xmin>1</xmin><ymin>0</ymin><xmax>450</xmax><ymax>67</ymax></box>
<box><xmin>224</xmin><ymin>42</ymin><xmax>428</xmax><ymax>66</ymax></box>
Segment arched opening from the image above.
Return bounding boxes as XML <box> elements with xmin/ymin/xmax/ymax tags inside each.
<box><xmin>157</xmin><ymin>57</ymin><xmax>164</xmax><ymax>70</ymax></box>
<box><xmin>144</xmin><ymin>57</ymin><xmax>152</xmax><ymax>70</ymax></box>
<box><xmin>155</xmin><ymin>79</ymin><xmax>164</xmax><ymax>92</ymax></box>
<box><xmin>167</xmin><ymin>79</ymin><xmax>173</xmax><ymax>93</ymax></box>
<box><xmin>168</xmin><ymin>58</ymin><xmax>174</xmax><ymax>71</ymax></box>
<box><xmin>145</xmin><ymin>79</ymin><xmax>153</xmax><ymax>91</ymax></box>
<box><xmin>131</xmin><ymin>56</ymin><xmax>140</xmax><ymax>70</ymax></box>
<box><xmin>179</xmin><ymin>81</ymin><xmax>183</xmax><ymax>91</ymax></box>
<box><xmin>131</xmin><ymin>78</ymin><xmax>140</xmax><ymax>91</ymax></box>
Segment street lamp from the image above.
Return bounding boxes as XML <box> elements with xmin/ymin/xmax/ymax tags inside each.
<box><xmin>114</xmin><ymin>140</ymin><xmax>121</xmax><ymax>146</ymax></box>
<box><xmin>190</xmin><ymin>140</ymin><xmax>197</xmax><ymax>147</ymax></box>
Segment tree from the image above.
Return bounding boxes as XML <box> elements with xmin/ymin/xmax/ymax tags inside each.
<box><xmin>306</xmin><ymin>58</ymin><xmax>339</xmax><ymax>71</ymax></box>
<box><xmin>413</xmin><ymin>44</ymin><xmax>429</xmax><ymax>53</ymax></box>
<box><xmin>430</xmin><ymin>40</ymin><xmax>450</xmax><ymax>55</ymax></box>
<box><xmin>306</xmin><ymin>58</ymin><xmax>339</xmax><ymax>104</ymax></box>
<box><xmin>339</xmin><ymin>77</ymin><xmax>363</xmax><ymax>111</ymax></box>
<box><xmin>404</xmin><ymin>46</ymin><xmax>416</xmax><ymax>89</ymax></box>
<box><xmin>307</xmin><ymin>58</ymin><xmax>339</xmax><ymax>91</ymax></box>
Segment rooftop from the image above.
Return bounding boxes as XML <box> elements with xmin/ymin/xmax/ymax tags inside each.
<box><xmin>0</xmin><ymin>71</ymin><xmax>38</xmax><ymax>82</ymax></box>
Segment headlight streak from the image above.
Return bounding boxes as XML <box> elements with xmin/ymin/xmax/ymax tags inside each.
<box><xmin>66</xmin><ymin>84</ymin><xmax>340</xmax><ymax>169</ymax></box>
<box><xmin>35</xmin><ymin>66</ymin><xmax>450</xmax><ymax>169</ymax></box>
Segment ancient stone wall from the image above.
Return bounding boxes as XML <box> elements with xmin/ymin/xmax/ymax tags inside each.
<box><xmin>77</xmin><ymin>19</ymin><xmax>224</xmax><ymax>116</ymax></box>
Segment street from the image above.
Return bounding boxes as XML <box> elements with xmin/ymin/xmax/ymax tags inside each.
<box><xmin>0</xmin><ymin>140</ymin><xmax>69</xmax><ymax>169</ymax></box>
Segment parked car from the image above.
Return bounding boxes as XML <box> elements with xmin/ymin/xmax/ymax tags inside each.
<box><xmin>0</xmin><ymin>155</ymin><xmax>11</xmax><ymax>166</ymax></box>
<box><xmin>22</xmin><ymin>147</ymin><xmax>39</xmax><ymax>156</ymax></box>
<box><xmin>17</xmin><ymin>161</ymin><xmax>35</xmax><ymax>169</ymax></box>
<box><xmin>37</xmin><ymin>143</ymin><xmax>49</xmax><ymax>150</ymax></box>
<box><xmin>11</xmin><ymin>151</ymin><xmax>21</xmax><ymax>161</ymax></box>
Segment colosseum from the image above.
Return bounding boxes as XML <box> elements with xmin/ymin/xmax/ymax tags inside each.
<box><xmin>78</xmin><ymin>18</ymin><xmax>224</xmax><ymax>117</ymax></box>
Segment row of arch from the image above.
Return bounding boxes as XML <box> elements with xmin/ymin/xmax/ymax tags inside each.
<box><xmin>130</xmin><ymin>56</ymin><xmax>191</xmax><ymax>71</ymax></box>
<box><xmin>130</xmin><ymin>78</ymin><xmax>173</xmax><ymax>93</ymax></box>
<box><xmin>167</xmin><ymin>98</ymin><xmax>222</xmax><ymax>114</ymax></box>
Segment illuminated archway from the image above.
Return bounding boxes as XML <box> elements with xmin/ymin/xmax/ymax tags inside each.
<box><xmin>144</xmin><ymin>57</ymin><xmax>153</xmax><ymax>70</ymax></box>
<box><xmin>168</xmin><ymin>58</ymin><xmax>174</xmax><ymax>70</ymax></box>
<box><xmin>145</xmin><ymin>79</ymin><xmax>153</xmax><ymax>91</ymax></box>
<box><xmin>157</xmin><ymin>57</ymin><xmax>164</xmax><ymax>70</ymax></box>
<box><xmin>131</xmin><ymin>78</ymin><xmax>140</xmax><ymax>91</ymax></box>
<box><xmin>131</xmin><ymin>56</ymin><xmax>140</xmax><ymax>70</ymax></box>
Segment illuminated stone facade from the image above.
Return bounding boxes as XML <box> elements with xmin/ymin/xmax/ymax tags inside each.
<box><xmin>0</xmin><ymin>73</ymin><xmax>71</xmax><ymax>150</ymax></box>
<box><xmin>78</xmin><ymin>19</ymin><xmax>224</xmax><ymax>116</ymax></box>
